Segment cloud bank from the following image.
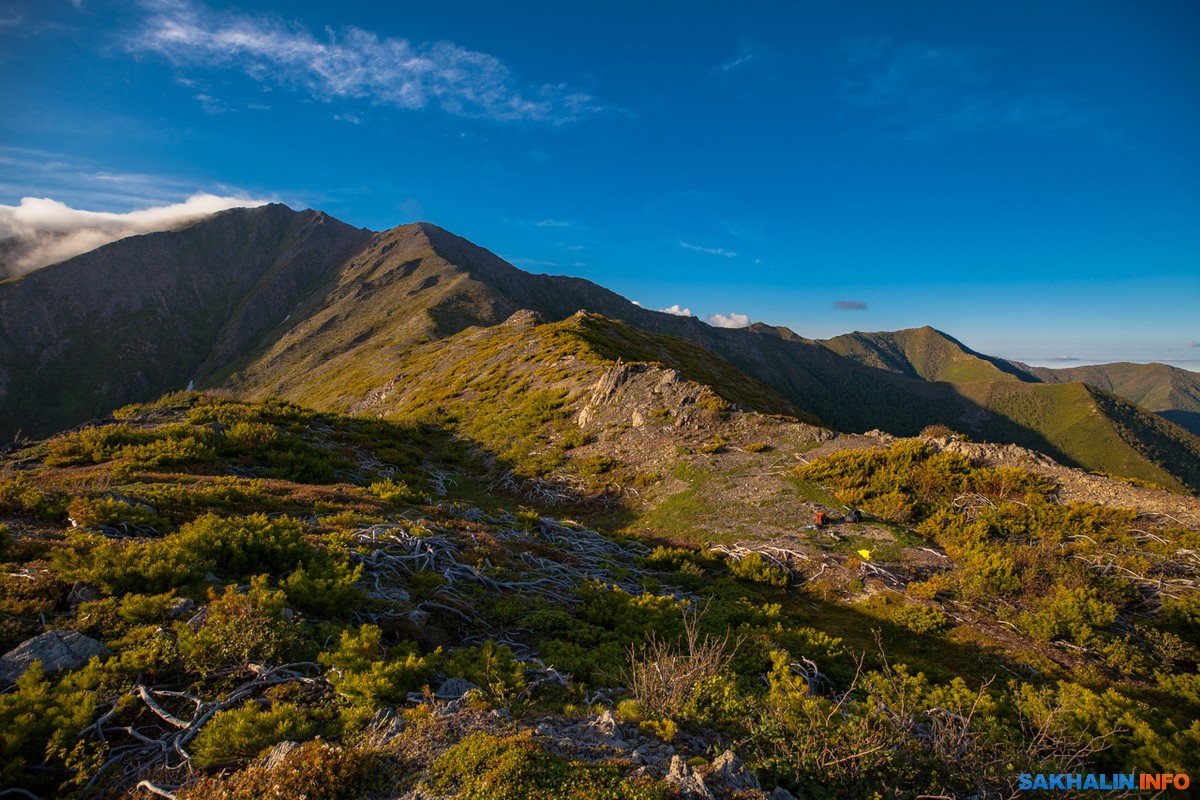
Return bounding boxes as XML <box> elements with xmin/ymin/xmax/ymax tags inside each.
<box><xmin>0</xmin><ymin>193</ymin><xmax>267</xmax><ymax>277</ymax></box>
<box><xmin>128</xmin><ymin>0</ymin><xmax>605</xmax><ymax>124</ymax></box>
<box><xmin>659</xmin><ymin>304</ymin><xmax>694</xmax><ymax>317</ymax></box>
<box><xmin>707</xmin><ymin>312</ymin><xmax>751</xmax><ymax>328</ymax></box>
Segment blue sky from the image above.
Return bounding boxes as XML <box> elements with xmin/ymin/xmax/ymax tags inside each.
<box><xmin>2</xmin><ymin>0</ymin><xmax>1197</xmax><ymax>368</ymax></box>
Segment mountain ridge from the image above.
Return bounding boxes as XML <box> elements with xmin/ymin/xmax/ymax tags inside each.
<box><xmin>2</xmin><ymin>204</ymin><xmax>1197</xmax><ymax>493</ymax></box>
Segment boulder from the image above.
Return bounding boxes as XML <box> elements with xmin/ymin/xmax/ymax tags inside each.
<box><xmin>167</xmin><ymin>597</ymin><xmax>196</xmax><ymax>619</ymax></box>
<box><xmin>0</xmin><ymin>629</ymin><xmax>110</xmax><ymax>682</ymax></box>
<box><xmin>665</xmin><ymin>754</ymin><xmax>714</xmax><ymax>798</ymax></box>
<box><xmin>585</xmin><ymin>708</ymin><xmax>628</xmax><ymax>749</ymax></box>
<box><xmin>710</xmin><ymin>749</ymin><xmax>760</xmax><ymax>791</ymax></box>
<box><xmin>435</xmin><ymin>677</ymin><xmax>481</xmax><ymax>700</ymax></box>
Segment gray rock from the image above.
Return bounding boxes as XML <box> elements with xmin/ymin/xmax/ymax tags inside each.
<box><xmin>587</xmin><ymin>708</ymin><xmax>621</xmax><ymax>738</ymax></box>
<box><xmin>435</xmin><ymin>677</ymin><xmax>481</xmax><ymax>700</ymax></box>
<box><xmin>711</xmin><ymin>749</ymin><xmax>760</xmax><ymax>791</ymax></box>
<box><xmin>584</xmin><ymin>708</ymin><xmax>629</xmax><ymax>749</ymax></box>
<box><xmin>665</xmin><ymin>754</ymin><xmax>714</xmax><ymax>798</ymax></box>
<box><xmin>167</xmin><ymin>597</ymin><xmax>195</xmax><ymax>619</ymax></box>
<box><xmin>0</xmin><ymin>629</ymin><xmax>110</xmax><ymax>682</ymax></box>
<box><xmin>770</xmin><ymin>788</ymin><xmax>797</xmax><ymax>800</ymax></box>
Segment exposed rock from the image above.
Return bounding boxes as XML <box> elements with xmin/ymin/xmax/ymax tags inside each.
<box><xmin>584</xmin><ymin>708</ymin><xmax>627</xmax><ymax>748</ymax></box>
<box><xmin>665</xmin><ymin>754</ymin><xmax>714</xmax><ymax>798</ymax></box>
<box><xmin>588</xmin><ymin>708</ymin><xmax>620</xmax><ymax>738</ymax></box>
<box><xmin>435</xmin><ymin>677</ymin><xmax>481</xmax><ymax>700</ymax></box>
<box><xmin>769</xmin><ymin>788</ymin><xmax>797</xmax><ymax>800</ymax></box>
<box><xmin>167</xmin><ymin>597</ymin><xmax>195</xmax><ymax>619</ymax></box>
<box><xmin>710</xmin><ymin>749</ymin><xmax>760</xmax><ymax>791</ymax></box>
<box><xmin>0</xmin><ymin>629</ymin><xmax>110</xmax><ymax>682</ymax></box>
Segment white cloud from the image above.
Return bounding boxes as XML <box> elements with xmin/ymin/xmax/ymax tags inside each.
<box><xmin>128</xmin><ymin>0</ymin><xmax>606</xmax><ymax>124</ymax></box>
<box><xmin>681</xmin><ymin>242</ymin><xmax>734</xmax><ymax>257</ymax></box>
<box><xmin>713</xmin><ymin>43</ymin><xmax>767</xmax><ymax>76</ymax></box>
<box><xmin>1189</xmin><ymin>340</ymin><xmax>1199</xmax><ymax>348</ymax></box>
<box><xmin>534</xmin><ymin>219</ymin><xmax>572</xmax><ymax>228</ymax></box>
<box><xmin>707</xmin><ymin>312</ymin><xmax>751</xmax><ymax>328</ymax></box>
<box><xmin>0</xmin><ymin>193</ymin><xmax>267</xmax><ymax>276</ymax></box>
<box><xmin>659</xmin><ymin>304</ymin><xmax>694</xmax><ymax>317</ymax></box>
<box><xmin>506</xmin><ymin>257</ymin><xmax>559</xmax><ymax>269</ymax></box>
<box><xmin>680</xmin><ymin>241</ymin><xmax>737</xmax><ymax>258</ymax></box>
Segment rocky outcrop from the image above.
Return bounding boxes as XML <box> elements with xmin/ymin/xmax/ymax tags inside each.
<box><xmin>665</xmin><ymin>754</ymin><xmax>714</xmax><ymax>798</ymax></box>
<box><xmin>0</xmin><ymin>629</ymin><xmax>110</xmax><ymax>682</ymax></box>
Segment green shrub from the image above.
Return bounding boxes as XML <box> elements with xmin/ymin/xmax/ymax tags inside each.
<box><xmin>180</xmin><ymin>578</ymin><xmax>299</xmax><ymax>673</ymax></box>
<box><xmin>369</xmin><ymin>478</ymin><xmax>423</xmax><ymax>504</ymax></box>
<box><xmin>67</xmin><ymin>496</ymin><xmax>167</xmax><ymax>531</ymax></box>
<box><xmin>891</xmin><ymin>604</ymin><xmax>950</xmax><ymax>636</ymax></box>
<box><xmin>442</xmin><ymin>641</ymin><xmax>527</xmax><ymax>703</ymax></box>
<box><xmin>1021</xmin><ymin>586</ymin><xmax>1117</xmax><ymax>646</ymax></box>
<box><xmin>56</xmin><ymin>513</ymin><xmax>328</xmax><ymax>595</ymax></box>
<box><xmin>577</xmin><ymin>455</ymin><xmax>617</xmax><ymax>476</ymax></box>
<box><xmin>729</xmin><ymin>552</ymin><xmax>789</xmax><ymax>587</ymax></box>
<box><xmin>429</xmin><ymin>732</ymin><xmax>672</xmax><ymax>800</ymax></box>
<box><xmin>319</xmin><ymin>625</ymin><xmax>438</xmax><ymax>708</ymax></box>
<box><xmin>192</xmin><ymin>701</ymin><xmax>316</xmax><ymax>766</ymax></box>
<box><xmin>0</xmin><ymin>475</ymin><xmax>69</xmax><ymax>520</ymax></box>
<box><xmin>0</xmin><ymin>663</ymin><xmax>100</xmax><ymax>794</ymax></box>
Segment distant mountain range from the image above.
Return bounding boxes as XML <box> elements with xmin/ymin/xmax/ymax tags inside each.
<box><xmin>2</xmin><ymin>204</ymin><xmax>1198</xmax><ymax>492</ymax></box>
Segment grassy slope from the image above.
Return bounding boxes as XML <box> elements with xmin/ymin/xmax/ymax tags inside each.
<box><xmin>823</xmin><ymin>326</ymin><xmax>1040</xmax><ymax>384</ymax></box>
<box><xmin>3</xmin><ymin>392</ymin><xmax>1198</xmax><ymax>797</ymax></box>
<box><xmin>956</xmin><ymin>381</ymin><xmax>1200</xmax><ymax>492</ymax></box>
<box><xmin>1026</xmin><ymin>361</ymin><xmax>1200</xmax><ymax>436</ymax></box>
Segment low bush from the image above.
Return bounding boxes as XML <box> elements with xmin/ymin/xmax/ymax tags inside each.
<box><xmin>192</xmin><ymin>701</ymin><xmax>317</xmax><ymax>766</ymax></box>
<box><xmin>429</xmin><ymin>732</ymin><xmax>673</xmax><ymax>800</ymax></box>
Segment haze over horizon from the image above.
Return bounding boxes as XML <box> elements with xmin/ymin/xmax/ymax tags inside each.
<box><xmin>1</xmin><ymin>1</ymin><xmax>1196</xmax><ymax>369</ymax></box>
